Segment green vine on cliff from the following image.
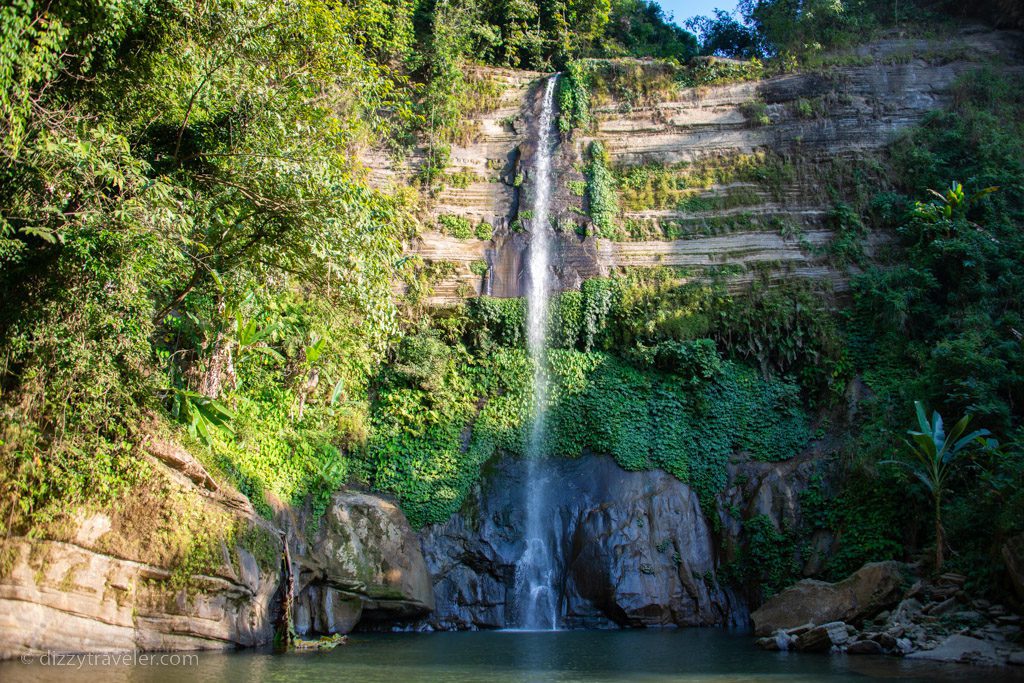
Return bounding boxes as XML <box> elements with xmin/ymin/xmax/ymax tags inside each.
<box><xmin>586</xmin><ymin>141</ymin><xmax>619</xmax><ymax>238</ymax></box>
<box><xmin>558</xmin><ymin>60</ymin><xmax>592</xmax><ymax>134</ymax></box>
<box><xmin>367</xmin><ymin>303</ymin><xmax>812</xmax><ymax>527</ymax></box>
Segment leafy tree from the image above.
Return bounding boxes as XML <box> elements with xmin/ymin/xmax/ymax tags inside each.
<box><xmin>605</xmin><ymin>0</ymin><xmax>698</xmax><ymax>61</ymax></box>
<box><xmin>687</xmin><ymin>9</ymin><xmax>762</xmax><ymax>58</ymax></box>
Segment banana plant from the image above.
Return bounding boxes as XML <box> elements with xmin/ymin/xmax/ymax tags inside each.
<box><xmin>167</xmin><ymin>386</ymin><xmax>235</xmax><ymax>446</ymax></box>
<box><xmin>234</xmin><ymin>311</ymin><xmax>284</xmax><ymax>361</ymax></box>
<box><xmin>883</xmin><ymin>401</ymin><xmax>996</xmax><ymax>571</ymax></box>
<box><xmin>303</xmin><ymin>333</ymin><xmax>326</xmax><ymax>366</ymax></box>
<box><xmin>911</xmin><ymin>181</ymin><xmax>999</xmax><ymax>235</ymax></box>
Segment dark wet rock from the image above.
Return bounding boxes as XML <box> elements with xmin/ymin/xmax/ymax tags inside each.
<box><xmin>756</xmin><ymin>635</ymin><xmax>785</xmax><ymax>650</ymax></box>
<box><xmin>758</xmin><ymin>628</ymin><xmax>804</xmax><ymax>651</ymax></box>
<box><xmin>419</xmin><ymin>454</ymin><xmax>746</xmax><ymax>630</ymax></box>
<box><xmin>751</xmin><ymin>561</ymin><xmax>905</xmax><ymax>636</ymax></box>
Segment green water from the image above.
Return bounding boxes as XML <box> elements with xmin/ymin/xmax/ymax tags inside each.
<box><xmin>2</xmin><ymin>630</ymin><xmax>1018</xmax><ymax>682</ymax></box>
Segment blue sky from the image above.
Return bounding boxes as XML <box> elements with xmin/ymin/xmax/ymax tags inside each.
<box><xmin>657</xmin><ymin>0</ymin><xmax>739</xmax><ymax>27</ymax></box>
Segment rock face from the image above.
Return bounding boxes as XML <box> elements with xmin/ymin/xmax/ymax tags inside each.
<box><xmin>0</xmin><ymin>534</ymin><xmax>279</xmax><ymax>658</ymax></box>
<box><xmin>292</xmin><ymin>491</ymin><xmax>434</xmax><ymax>635</ymax></box>
<box><xmin>419</xmin><ymin>454</ymin><xmax>746</xmax><ymax>630</ymax></box>
<box><xmin>0</xmin><ymin>444</ymin><xmax>433</xmax><ymax>658</ymax></box>
<box><xmin>751</xmin><ymin>561</ymin><xmax>905</xmax><ymax>636</ymax></box>
<box><xmin>380</xmin><ymin>29</ymin><xmax>1024</xmax><ymax>304</ymax></box>
<box><xmin>716</xmin><ymin>444</ymin><xmax>837</xmax><ymax>577</ymax></box>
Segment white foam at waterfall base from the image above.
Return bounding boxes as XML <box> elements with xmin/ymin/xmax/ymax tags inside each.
<box><xmin>512</xmin><ymin>74</ymin><xmax>560</xmax><ymax>632</ymax></box>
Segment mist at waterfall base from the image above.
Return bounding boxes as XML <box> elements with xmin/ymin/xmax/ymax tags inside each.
<box><xmin>3</xmin><ymin>631</ymin><xmax>1010</xmax><ymax>683</ymax></box>
<box><xmin>512</xmin><ymin>74</ymin><xmax>561</xmax><ymax>632</ymax></box>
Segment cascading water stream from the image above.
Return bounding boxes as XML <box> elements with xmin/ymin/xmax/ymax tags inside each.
<box><xmin>513</xmin><ymin>74</ymin><xmax>560</xmax><ymax>631</ymax></box>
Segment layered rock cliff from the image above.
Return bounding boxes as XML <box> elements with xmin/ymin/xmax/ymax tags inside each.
<box><xmin>375</xmin><ymin>28</ymin><xmax>1024</xmax><ymax>303</ymax></box>
<box><xmin>0</xmin><ymin>442</ymin><xmax>433</xmax><ymax>658</ymax></box>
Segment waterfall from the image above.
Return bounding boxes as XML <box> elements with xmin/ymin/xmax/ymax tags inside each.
<box><xmin>513</xmin><ymin>74</ymin><xmax>559</xmax><ymax>631</ymax></box>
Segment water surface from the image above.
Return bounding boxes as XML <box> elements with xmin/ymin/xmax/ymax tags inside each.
<box><xmin>4</xmin><ymin>629</ymin><xmax>1019</xmax><ymax>682</ymax></box>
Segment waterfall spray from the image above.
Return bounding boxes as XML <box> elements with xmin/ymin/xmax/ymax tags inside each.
<box><xmin>513</xmin><ymin>74</ymin><xmax>559</xmax><ymax>631</ymax></box>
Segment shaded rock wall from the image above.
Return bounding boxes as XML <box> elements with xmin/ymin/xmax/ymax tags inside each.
<box><xmin>417</xmin><ymin>444</ymin><xmax>840</xmax><ymax>632</ymax></box>
<box><xmin>418</xmin><ymin>454</ymin><xmax>747</xmax><ymax>630</ymax></box>
<box><xmin>381</xmin><ymin>28</ymin><xmax>1024</xmax><ymax>304</ymax></box>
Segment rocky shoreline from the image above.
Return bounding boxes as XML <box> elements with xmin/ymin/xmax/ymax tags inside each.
<box><xmin>754</xmin><ymin>563</ymin><xmax>1024</xmax><ymax>667</ymax></box>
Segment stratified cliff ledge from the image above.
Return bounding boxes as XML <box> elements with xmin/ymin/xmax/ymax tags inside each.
<box><xmin>372</xmin><ymin>28</ymin><xmax>1024</xmax><ymax>304</ymax></box>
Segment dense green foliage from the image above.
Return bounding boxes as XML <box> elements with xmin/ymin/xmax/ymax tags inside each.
<box><xmin>418</xmin><ymin>0</ymin><xmax>696</xmax><ymax>72</ymax></box>
<box><xmin>842</xmin><ymin>71</ymin><xmax>1024</xmax><ymax>584</ymax></box>
<box><xmin>438</xmin><ymin>214</ymin><xmax>474</xmax><ymax>238</ymax></box>
<box><xmin>722</xmin><ymin>515</ymin><xmax>799</xmax><ymax>599</ymax></box>
<box><xmin>740</xmin><ymin>0</ymin><xmax>924</xmax><ymax>56</ymax></box>
<box><xmin>585</xmin><ymin>142</ymin><xmax>618</xmax><ymax>237</ymax></box>
<box><xmin>367</xmin><ymin>292</ymin><xmax>813</xmax><ymax>526</ymax></box>
<box><xmin>0</xmin><ymin>0</ymin><xmax>701</xmax><ymax>537</ymax></box>
<box><xmin>0</xmin><ymin>0</ymin><xmax>413</xmax><ymax>534</ymax></box>
<box><xmin>362</xmin><ymin>272</ymin><xmax>841</xmax><ymax>527</ymax></box>
<box><xmin>688</xmin><ymin>0</ymin><xmax>1021</xmax><ymax>59</ymax></box>
<box><xmin>882</xmin><ymin>401</ymin><xmax>995</xmax><ymax>570</ymax></box>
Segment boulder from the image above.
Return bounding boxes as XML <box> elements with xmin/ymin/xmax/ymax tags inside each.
<box><xmin>872</xmin><ymin>632</ymin><xmax>898</xmax><ymax>650</ymax></box>
<box><xmin>297</xmin><ymin>491</ymin><xmax>434</xmax><ymax>633</ymax></box>
<box><xmin>751</xmin><ymin>561</ymin><xmax>905</xmax><ymax>636</ymax></box>
<box><xmin>756</xmin><ymin>635</ymin><xmax>787</xmax><ymax>651</ymax></box>
<box><xmin>795</xmin><ymin>621</ymin><xmax>850</xmax><ymax>652</ymax></box>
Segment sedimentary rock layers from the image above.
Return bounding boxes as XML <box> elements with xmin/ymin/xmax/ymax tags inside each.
<box><xmin>383</xmin><ymin>29</ymin><xmax>1024</xmax><ymax>304</ymax></box>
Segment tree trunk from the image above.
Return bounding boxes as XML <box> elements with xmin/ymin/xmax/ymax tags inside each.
<box><xmin>934</xmin><ymin>494</ymin><xmax>944</xmax><ymax>572</ymax></box>
<box><xmin>274</xmin><ymin>533</ymin><xmax>296</xmax><ymax>650</ymax></box>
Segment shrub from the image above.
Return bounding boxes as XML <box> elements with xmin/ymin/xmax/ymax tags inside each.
<box><xmin>474</xmin><ymin>221</ymin><xmax>494</xmax><ymax>241</ymax></box>
<box><xmin>438</xmin><ymin>214</ymin><xmax>473</xmax><ymax>238</ymax></box>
